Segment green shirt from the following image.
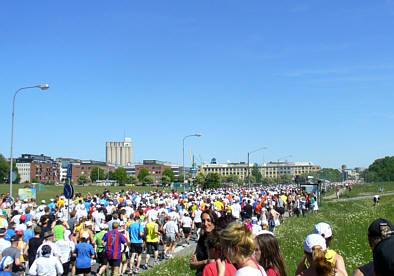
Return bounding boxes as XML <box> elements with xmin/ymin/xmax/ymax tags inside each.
<box><xmin>94</xmin><ymin>231</ymin><xmax>107</xmax><ymax>252</ymax></box>
<box><xmin>54</xmin><ymin>225</ymin><xmax>65</xmax><ymax>241</ymax></box>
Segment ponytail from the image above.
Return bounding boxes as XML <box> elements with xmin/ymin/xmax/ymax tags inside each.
<box><xmin>312</xmin><ymin>247</ymin><xmax>334</xmax><ymax>276</ymax></box>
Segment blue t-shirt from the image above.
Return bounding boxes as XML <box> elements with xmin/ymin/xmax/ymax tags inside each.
<box><xmin>74</xmin><ymin>242</ymin><xmax>94</xmax><ymax>269</ymax></box>
<box><xmin>23</xmin><ymin>229</ymin><xmax>34</xmax><ymax>243</ymax></box>
<box><xmin>48</xmin><ymin>203</ymin><xmax>56</xmax><ymax>214</ymax></box>
<box><xmin>25</xmin><ymin>214</ymin><xmax>32</xmax><ymax>222</ymax></box>
<box><xmin>128</xmin><ymin>222</ymin><xmax>144</xmax><ymax>244</ymax></box>
<box><xmin>5</xmin><ymin>230</ymin><xmax>15</xmax><ymax>241</ymax></box>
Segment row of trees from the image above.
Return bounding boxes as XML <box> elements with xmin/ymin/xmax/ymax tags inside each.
<box><xmin>362</xmin><ymin>156</ymin><xmax>394</xmax><ymax>182</ymax></box>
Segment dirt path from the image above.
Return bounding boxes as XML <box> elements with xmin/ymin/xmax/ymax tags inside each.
<box><xmin>326</xmin><ymin>192</ymin><xmax>394</xmax><ymax>202</ymax></box>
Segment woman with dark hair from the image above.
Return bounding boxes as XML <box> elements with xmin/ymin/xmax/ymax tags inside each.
<box><xmin>255</xmin><ymin>231</ymin><xmax>287</xmax><ymax>276</ymax></box>
<box><xmin>190</xmin><ymin>209</ymin><xmax>218</xmax><ymax>276</ymax></box>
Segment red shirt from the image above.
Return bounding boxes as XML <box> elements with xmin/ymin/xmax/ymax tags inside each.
<box><xmin>203</xmin><ymin>261</ymin><xmax>237</xmax><ymax>276</ymax></box>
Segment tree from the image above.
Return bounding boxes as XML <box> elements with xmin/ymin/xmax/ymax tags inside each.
<box><xmin>251</xmin><ymin>164</ymin><xmax>262</xmax><ymax>183</ymax></box>
<box><xmin>143</xmin><ymin>175</ymin><xmax>155</xmax><ymax>186</ymax></box>
<box><xmin>127</xmin><ymin>175</ymin><xmax>138</xmax><ymax>185</ymax></box>
<box><xmin>90</xmin><ymin>167</ymin><xmax>106</xmax><ymax>183</ymax></box>
<box><xmin>0</xmin><ymin>154</ymin><xmax>9</xmax><ymax>183</ymax></box>
<box><xmin>162</xmin><ymin>169</ymin><xmax>176</xmax><ymax>182</ymax></box>
<box><xmin>177</xmin><ymin>174</ymin><xmax>185</xmax><ymax>183</ymax></box>
<box><xmin>106</xmin><ymin>171</ymin><xmax>116</xmax><ymax>181</ymax></box>
<box><xmin>279</xmin><ymin>174</ymin><xmax>292</xmax><ymax>184</ymax></box>
<box><xmin>0</xmin><ymin>154</ymin><xmax>20</xmax><ymax>184</ymax></box>
<box><xmin>205</xmin><ymin>173</ymin><xmax>221</xmax><ymax>189</ymax></box>
<box><xmin>195</xmin><ymin>173</ymin><xmax>205</xmax><ymax>186</ymax></box>
<box><xmin>114</xmin><ymin>168</ymin><xmax>128</xmax><ymax>185</ymax></box>
<box><xmin>363</xmin><ymin>156</ymin><xmax>394</xmax><ymax>182</ymax></box>
<box><xmin>224</xmin><ymin>174</ymin><xmax>241</xmax><ymax>184</ymax></box>
<box><xmin>77</xmin><ymin>174</ymin><xmax>89</xmax><ymax>185</ymax></box>
<box><xmin>137</xmin><ymin>168</ymin><xmax>150</xmax><ymax>183</ymax></box>
<box><xmin>245</xmin><ymin>175</ymin><xmax>256</xmax><ymax>184</ymax></box>
<box><xmin>161</xmin><ymin>175</ymin><xmax>171</xmax><ymax>186</ymax></box>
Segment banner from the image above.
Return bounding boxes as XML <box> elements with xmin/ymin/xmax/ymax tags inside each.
<box><xmin>18</xmin><ymin>188</ymin><xmax>37</xmax><ymax>200</ymax></box>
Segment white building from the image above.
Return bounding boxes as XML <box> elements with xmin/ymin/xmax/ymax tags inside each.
<box><xmin>106</xmin><ymin>138</ymin><xmax>133</xmax><ymax>167</ymax></box>
<box><xmin>15</xmin><ymin>163</ymin><xmax>31</xmax><ymax>183</ymax></box>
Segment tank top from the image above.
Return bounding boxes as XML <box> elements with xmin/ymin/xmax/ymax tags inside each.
<box><xmin>146</xmin><ymin>222</ymin><xmax>159</xmax><ymax>243</ymax></box>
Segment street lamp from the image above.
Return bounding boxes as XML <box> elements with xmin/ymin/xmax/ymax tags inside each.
<box><xmin>182</xmin><ymin>133</ymin><xmax>202</xmax><ymax>192</ymax></box>
<box><xmin>276</xmin><ymin>155</ymin><xmax>292</xmax><ymax>185</ymax></box>
<box><xmin>247</xmin><ymin>147</ymin><xmax>268</xmax><ymax>188</ymax></box>
<box><xmin>9</xmin><ymin>84</ymin><xmax>50</xmax><ymax>198</ymax></box>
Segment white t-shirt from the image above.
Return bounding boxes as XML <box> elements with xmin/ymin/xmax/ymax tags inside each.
<box><xmin>181</xmin><ymin>216</ymin><xmax>193</xmax><ymax>228</ymax></box>
<box><xmin>0</xmin><ymin>238</ymin><xmax>11</xmax><ymax>255</ymax></box>
<box><xmin>235</xmin><ymin>265</ymin><xmax>267</xmax><ymax>276</ymax></box>
<box><xmin>193</xmin><ymin>209</ymin><xmax>202</xmax><ymax>223</ymax></box>
<box><xmin>164</xmin><ymin>221</ymin><xmax>178</xmax><ymax>235</ymax></box>
<box><xmin>29</xmin><ymin>256</ymin><xmax>64</xmax><ymax>276</ymax></box>
<box><xmin>231</xmin><ymin>203</ymin><xmax>241</xmax><ymax>219</ymax></box>
<box><xmin>55</xmin><ymin>239</ymin><xmax>75</xmax><ymax>264</ymax></box>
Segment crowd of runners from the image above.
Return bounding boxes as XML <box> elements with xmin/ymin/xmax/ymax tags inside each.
<box><xmin>0</xmin><ymin>183</ymin><xmax>392</xmax><ymax>276</ymax></box>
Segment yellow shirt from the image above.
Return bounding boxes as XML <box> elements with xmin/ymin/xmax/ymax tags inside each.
<box><xmin>146</xmin><ymin>222</ymin><xmax>159</xmax><ymax>243</ymax></box>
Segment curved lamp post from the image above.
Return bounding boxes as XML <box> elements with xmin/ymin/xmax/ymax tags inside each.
<box><xmin>182</xmin><ymin>133</ymin><xmax>202</xmax><ymax>192</ymax></box>
<box><xmin>247</xmin><ymin>146</ymin><xmax>268</xmax><ymax>187</ymax></box>
<box><xmin>9</xmin><ymin>84</ymin><xmax>50</xmax><ymax>198</ymax></box>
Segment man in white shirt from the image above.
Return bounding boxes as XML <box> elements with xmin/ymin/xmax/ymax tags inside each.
<box><xmin>163</xmin><ymin>219</ymin><xmax>179</xmax><ymax>258</ymax></box>
<box><xmin>0</xmin><ymin>229</ymin><xmax>11</xmax><ymax>255</ymax></box>
<box><xmin>54</xmin><ymin>230</ymin><xmax>75</xmax><ymax>276</ymax></box>
<box><xmin>180</xmin><ymin>212</ymin><xmax>193</xmax><ymax>245</ymax></box>
<box><xmin>29</xmin><ymin>245</ymin><xmax>63</xmax><ymax>276</ymax></box>
<box><xmin>231</xmin><ymin>200</ymin><xmax>241</xmax><ymax>220</ymax></box>
<box><xmin>193</xmin><ymin>208</ymin><xmax>202</xmax><ymax>240</ymax></box>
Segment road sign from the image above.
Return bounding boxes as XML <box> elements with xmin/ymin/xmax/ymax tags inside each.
<box><xmin>64</xmin><ymin>182</ymin><xmax>74</xmax><ymax>199</ymax></box>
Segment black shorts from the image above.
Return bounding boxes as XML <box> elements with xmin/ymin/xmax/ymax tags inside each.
<box><xmin>76</xmin><ymin>267</ymin><xmax>91</xmax><ymax>274</ymax></box>
<box><xmin>130</xmin><ymin>243</ymin><xmax>143</xmax><ymax>254</ymax></box>
<box><xmin>108</xmin><ymin>259</ymin><xmax>121</xmax><ymax>267</ymax></box>
<box><xmin>183</xmin><ymin>227</ymin><xmax>191</xmax><ymax>234</ymax></box>
<box><xmin>146</xmin><ymin>242</ymin><xmax>159</xmax><ymax>254</ymax></box>
<box><xmin>97</xmin><ymin>251</ymin><xmax>108</xmax><ymax>265</ymax></box>
<box><xmin>195</xmin><ymin>222</ymin><xmax>202</xmax><ymax>229</ymax></box>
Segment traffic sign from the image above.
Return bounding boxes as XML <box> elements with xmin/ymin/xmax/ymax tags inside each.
<box><xmin>64</xmin><ymin>182</ymin><xmax>74</xmax><ymax>199</ymax></box>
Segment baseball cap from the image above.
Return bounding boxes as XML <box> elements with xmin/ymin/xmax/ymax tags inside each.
<box><xmin>0</xmin><ymin>256</ymin><xmax>14</xmax><ymax>271</ymax></box>
<box><xmin>26</xmin><ymin>221</ymin><xmax>33</xmax><ymax>227</ymax></box>
<box><xmin>41</xmin><ymin>200</ymin><xmax>46</xmax><ymax>204</ymax></box>
<box><xmin>304</xmin><ymin>234</ymin><xmax>327</xmax><ymax>253</ymax></box>
<box><xmin>373</xmin><ymin>236</ymin><xmax>394</xmax><ymax>276</ymax></box>
<box><xmin>314</xmin><ymin>222</ymin><xmax>333</xmax><ymax>238</ymax></box>
<box><xmin>368</xmin><ymin>218</ymin><xmax>394</xmax><ymax>238</ymax></box>
<box><xmin>82</xmin><ymin>232</ymin><xmax>90</xmax><ymax>239</ymax></box>
<box><xmin>20</xmin><ymin>215</ymin><xmax>26</xmax><ymax>222</ymax></box>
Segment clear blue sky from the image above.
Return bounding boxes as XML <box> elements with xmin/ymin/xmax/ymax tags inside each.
<box><xmin>1</xmin><ymin>0</ymin><xmax>393</xmax><ymax>169</ymax></box>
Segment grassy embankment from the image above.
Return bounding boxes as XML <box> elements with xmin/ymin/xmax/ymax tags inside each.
<box><xmin>0</xmin><ymin>184</ymin><xmax>164</xmax><ymax>202</ymax></box>
<box><xmin>141</xmin><ymin>182</ymin><xmax>394</xmax><ymax>276</ymax></box>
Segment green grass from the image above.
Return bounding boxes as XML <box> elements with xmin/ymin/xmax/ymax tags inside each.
<box><xmin>141</xmin><ymin>255</ymin><xmax>194</xmax><ymax>276</ymax></box>
<box><xmin>276</xmin><ymin>194</ymin><xmax>394</xmax><ymax>276</ymax></box>
<box><xmin>340</xmin><ymin>182</ymin><xmax>394</xmax><ymax>199</ymax></box>
<box><xmin>0</xmin><ymin>184</ymin><xmax>165</xmax><ymax>202</ymax></box>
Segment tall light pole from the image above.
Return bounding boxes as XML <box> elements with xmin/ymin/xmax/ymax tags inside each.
<box><xmin>9</xmin><ymin>84</ymin><xmax>50</xmax><ymax>198</ymax></box>
<box><xmin>247</xmin><ymin>147</ymin><xmax>268</xmax><ymax>188</ymax></box>
<box><xmin>276</xmin><ymin>155</ymin><xmax>292</xmax><ymax>185</ymax></box>
<box><xmin>182</xmin><ymin>134</ymin><xmax>202</xmax><ymax>192</ymax></box>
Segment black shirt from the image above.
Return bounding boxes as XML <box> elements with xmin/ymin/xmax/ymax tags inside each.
<box><xmin>195</xmin><ymin>233</ymin><xmax>208</xmax><ymax>276</ymax></box>
<box><xmin>28</xmin><ymin>237</ymin><xmax>43</xmax><ymax>264</ymax></box>
<box><xmin>359</xmin><ymin>261</ymin><xmax>374</xmax><ymax>276</ymax></box>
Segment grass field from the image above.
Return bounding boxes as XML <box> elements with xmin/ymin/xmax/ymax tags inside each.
<box><xmin>0</xmin><ymin>183</ymin><xmax>165</xmax><ymax>202</ymax></box>
<box><xmin>339</xmin><ymin>182</ymin><xmax>394</xmax><ymax>199</ymax></box>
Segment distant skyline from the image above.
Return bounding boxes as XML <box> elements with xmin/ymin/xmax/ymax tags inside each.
<box><xmin>1</xmin><ymin>1</ymin><xmax>393</xmax><ymax>169</ymax></box>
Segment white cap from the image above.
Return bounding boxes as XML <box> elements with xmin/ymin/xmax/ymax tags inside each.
<box><xmin>85</xmin><ymin>221</ymin><xmax>92</xmax><ymax>227</ymax></box>
<box><xmin>256</xmin><ymin>229</ymin><xmax>275</xmax><ymax>236</ymax></box>
<box><xmin>0</xmin><ymin>256</ymin><xmax>14</xmax><ymax>270</ymax></box>
<box><xmin>314</xmin><ymin>222</ymin><xmax>333</xmax><ymax>238</ymax></box>
<box><xmin>50</xmin><ymin>198</ymin><xmax>54</xmax><ymax>202</ymax></box>
<box><xmin>41</xmin><ymin>200</ymin><xmax>46</xmax><ymax>204</ymax></box>
<box><xmin>26</xmin><ymin>221</ymin><xmax>33</xmax><ymax>227</ymax></box>
<box><xmin>81</xmin><ymin>232</ymin><xmax>90</xmax><ymax>239</ymax></box>
<box><xmin>304</xmin><ymin>234</ymin><xmax>327</xmax><ymax>253</ymax></box>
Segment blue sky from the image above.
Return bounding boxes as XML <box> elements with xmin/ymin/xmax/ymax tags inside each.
<box><xmin>1</xmin><ymin>0</ymin><xmax>393</xmax><ymax>169</ymax></box>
